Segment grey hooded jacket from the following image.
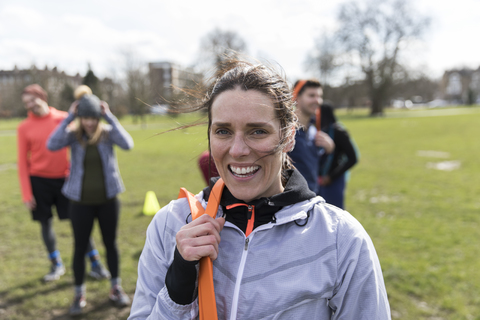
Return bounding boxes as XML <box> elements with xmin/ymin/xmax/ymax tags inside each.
<box><xmin>128</xmin><ymin>192</ymin><xmax>391</xmax><ymax>320</ymax></box>
<box><xmin>47</xmin><ymin>111</ymin><xmax>133</xmax><ymax>201</ymax></box>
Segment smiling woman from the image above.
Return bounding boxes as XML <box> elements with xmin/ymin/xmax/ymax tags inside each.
<box><xmin>210</xmin><ymin>88</ymin><xmax>288</xmax><ymax>202</ymax></box>
<box><xmin>128</xmin><ymin>60</ymin><xmax>391</xmax><ymax>320</ymax></box>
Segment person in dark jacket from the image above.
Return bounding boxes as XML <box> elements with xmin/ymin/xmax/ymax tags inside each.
<box><xmin>288</xmin><ymin>79</ymin><xmax>335</xmax><ymax>193</ymax></box>
<box><xmin>317</xmin><ymin>104</ymin><xmax>358</xmax><ymax>209</ymax></box>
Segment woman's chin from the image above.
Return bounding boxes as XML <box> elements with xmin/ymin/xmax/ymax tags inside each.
<box><xmin>229</xmin><ymin>190</ymin><xmax>256</xmax><ymax>203</ymax></box>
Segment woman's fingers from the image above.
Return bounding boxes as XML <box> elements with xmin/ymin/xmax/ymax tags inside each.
<box><xmin>178</xmin><ymin>235</ymin><xmax>220</xmax><ymax>260</ymax></box>
<box><xmin>100</xmin><ymin>101</ymin><xmax>110</xmax><ymax>114</ymax></box>
<box><xmin>182</xmin><ymin>214</ymin><xmax>225</xmax><ymax>235</ymax></box>
<box><xmin>176</xmin><ymin>215</ymin><xmax>226</xmax><ymax>261</ymax></box>
<box><xmin>69</xmin><ymin>100</ymin><xmax>79</xmax><ymax>114</ymax></box>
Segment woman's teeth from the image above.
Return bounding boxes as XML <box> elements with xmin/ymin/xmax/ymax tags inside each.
<box><xmin>230</xmin><ymin>165</ymin><xmax>259</xmax><ymax>176</ymax></box>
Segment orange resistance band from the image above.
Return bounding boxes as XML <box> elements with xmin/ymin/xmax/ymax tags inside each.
<box><xmin>226</xmin><ymin>203</ymin><xmax>255</xmax><ymax>237</ymax></box>
<box><xmin>315</xmin><ymin>107</ymin><xmax>321</xmax><ymax>131</ymax></box>
<box><xmin>292</xmin><ymin>80</ymin><xmax>307</xmax><ymax>101</ymax></box>
<box><xmin>178</xmin><ymin>178</ymin><xmax>225</xmax><ymax>320</ymax></box>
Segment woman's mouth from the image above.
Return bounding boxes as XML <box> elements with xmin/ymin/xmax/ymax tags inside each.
<box><xmin>229</xmin><ymin>165</ymin><xmax>260</xmax><ymax>178</ymax></box>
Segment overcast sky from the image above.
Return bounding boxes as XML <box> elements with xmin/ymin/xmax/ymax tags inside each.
<box><xmin>1</xmin><ymin>0</ymin><xmax>479</xmax><ymax>84</ymax></box>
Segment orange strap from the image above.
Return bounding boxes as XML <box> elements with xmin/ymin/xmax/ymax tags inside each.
<box><xmin>315</xmin><ymin>107</ymin><xmax>321</xmax><ymax>131</ymax></box>
<box><xmin>177</xmin><ymin>178</ymin><xmax>225</xmax><ymax>320</ymax></box>
<box><xmin>292</xmin><ymin>80</ymin><xmax>307</xmax><ymax>101</ymax></box>
<box><xmin>226</xmin><ymin>203</ymin><xmax>255</xmax><ymax>237</ymax></box>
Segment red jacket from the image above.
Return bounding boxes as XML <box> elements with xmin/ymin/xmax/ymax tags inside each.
<box><xmin>17</xmin><ymin>107</ymin><xmax>70</xmax><ymax>202</ymax></box>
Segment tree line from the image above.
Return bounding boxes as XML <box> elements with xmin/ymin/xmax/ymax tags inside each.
<box><xmin>0</xmin><ymin>0</ymin><xmax>437</xmax><ymax>118</ymax></box>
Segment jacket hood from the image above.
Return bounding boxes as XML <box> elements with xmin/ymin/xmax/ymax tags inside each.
<box><xmin>201</xmin><ymin>169</ymin><xmax>321</xmax><ymax>232</ymax></box>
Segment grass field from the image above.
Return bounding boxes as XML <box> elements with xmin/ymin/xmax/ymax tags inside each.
<box><xmin>1</xmin><ymin>106</ymin><xmax>479</xmax><ymax>319</ymax></box>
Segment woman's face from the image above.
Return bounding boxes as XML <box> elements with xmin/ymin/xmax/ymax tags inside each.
<box><xmin>80</xmin><ymin>117</ymin><xmax>99</xmax><ymax>136</ymax></box>
<box><xmin>210</xmin><ymin>88</ymin><xmax>287</xmax><ymax>202</ymax></box>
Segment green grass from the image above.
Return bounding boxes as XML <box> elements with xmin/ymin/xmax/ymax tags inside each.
<box><xmin>1</xmin><ymin>107</ymin><xmax>480</xmax><ymax>319</ymax></box>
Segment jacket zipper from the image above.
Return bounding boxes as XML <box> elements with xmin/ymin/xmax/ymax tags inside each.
<box><xmin>225</xmin><ymin>203</ymin><xmax>255</xmax><ymax>237</ymax></box>
<box><xmin>230</xmin><ymin>236</ymin><xmax>251</xmax><ymax>320</ymax></box>
<box><xmin>226</xmin><ymin>204</ymin><xmax>306</xmax><ymax>319</ymax></box>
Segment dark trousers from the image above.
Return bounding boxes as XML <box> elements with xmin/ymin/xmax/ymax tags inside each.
<box><xmin>70</xmin><ymin>198</ymin><xmax>120</xmax><ymax>286</ymax></box>
<box><xmin>317</xmin><ymin>174</ymin><xmax>346</xmax><ymax>209</ymax></box>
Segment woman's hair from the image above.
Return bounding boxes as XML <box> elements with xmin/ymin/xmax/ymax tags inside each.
<box><xmin>71</xmin><ymin>119</ymin><xmax>106</xmax><ymax>147</ymax></box>
<box><xmin>74</xmin><ymin>85</ymin><xmax>93</xmax><ymax>100</ymax></box>
<box><xmin>70</xmin><ymin>86</ymin><xmax>105</xmax><ymax>146</ymax></box>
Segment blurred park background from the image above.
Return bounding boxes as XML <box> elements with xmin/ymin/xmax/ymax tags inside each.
<box><xmin>1</xmin><ymin>108</ymin><xmax>480</xmax><ymax>319</ymax></box>
<box><xmin>1</xmin><ymin>0</ymin><xmax>480</xmax><ymax>319</ymax></box>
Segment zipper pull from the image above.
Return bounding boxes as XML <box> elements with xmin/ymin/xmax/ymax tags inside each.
<box><xmin>247</xmin><ymin>205</ymin><xmax>253</xmax><ymax>219</ymax></box>
<box><xmin>244</xmin><ymin>238</ymin><xmax>249</xmax><ymax>251</ymax></box>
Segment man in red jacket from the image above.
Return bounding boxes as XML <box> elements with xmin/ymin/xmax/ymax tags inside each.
<box><xmin>17</xmin><ymin>84</ymin><xmax>109</xmax><ymax>282</ymax></box>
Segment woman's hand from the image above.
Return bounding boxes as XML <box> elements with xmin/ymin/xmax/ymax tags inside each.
<box><xmin>176</xmin><ymin>214</ymin><xmax>226</xmax><ymax>262</ymax></box>
<box><xmin>315</xmin><ymin>131</ymin><xmax>335</xmax><ymax>154</ymax></box>
<box><xmin>100</xmin><ymin>101</ymin><xmax>110</xmax><ymax>115</ymax></box>
<box><xmin>68</xmin><ymin>100</ymin><xmax>79</xmax><ymax>115</ymax></box>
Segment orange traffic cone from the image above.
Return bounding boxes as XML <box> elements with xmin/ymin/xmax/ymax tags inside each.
<box><xmin>143</xmin><ymin>191</ymin><xmax>160</xmax><ymax>215</ymax></box>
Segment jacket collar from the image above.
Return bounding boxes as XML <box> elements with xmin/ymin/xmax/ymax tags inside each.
<box><xmin>203</xmin><ymin>169</ymin><xmax>316</xmax><ymax>209</ymax></box>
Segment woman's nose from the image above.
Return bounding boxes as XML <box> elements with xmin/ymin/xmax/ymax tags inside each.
<box><xmin>229</xmin><ymin>134</ymin><xmax>250</xmax><ymax>158</ymax></box>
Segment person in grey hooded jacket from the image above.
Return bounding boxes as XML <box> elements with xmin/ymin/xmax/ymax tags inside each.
<box><xmin>48</xmin><ymin>94</ymin><xmax>133</xmax><ymax>315</ymax></box>
<box><xmin>128</xmin><ymin>60</ymin><xmax>390</xmax><ymax>320</ymax></box>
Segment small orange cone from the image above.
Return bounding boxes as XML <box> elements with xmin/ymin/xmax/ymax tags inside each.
<box><xmin>143</xmin><ymin>191</ymin><xmax>160</xmax><ymax>215</ymax></box>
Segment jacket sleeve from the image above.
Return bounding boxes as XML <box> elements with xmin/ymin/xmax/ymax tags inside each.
<box><xmin>103</xmin><ymin>111</ymin><xmax>134</xmax><ymax>150</ymax></box>
<box><xmin>47</xmin><ymin>112</ymin><xmax>76</xmax><ymax>151</ymax></box>
<box><xmin>328</xmin><ymin>211</ymin><xmax>391</xmax><ymax>319</ymax></box>
<box><xmin>128</xmin><ymin>201</ymin><xmax>199</xmax><ymax>320</ymax></box>
<box><xmin>328</xmin><ymin>127</ymin><xmax>357</xmax><ymax>181</ymax></box>
<box><xmin>17</xmin><ymin>125</ymin><xmax>32</xmax><ymax>203</ymax></box>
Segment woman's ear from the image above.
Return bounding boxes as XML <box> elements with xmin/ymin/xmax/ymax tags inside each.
<box><xmin>282</xmin><ymin>126</ymin><xmax>296</xmax><ymax>153</ymax></box>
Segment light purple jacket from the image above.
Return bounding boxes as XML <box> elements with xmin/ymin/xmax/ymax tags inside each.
<box><xmin>47</xmin><ymin>111</ymin><xmax>133</xmax><ymax>201</ymax></box>
<box><xmin>129</xmin><ymin>193</ymin><xmax>391</xmax><ymax>320</ymax></box>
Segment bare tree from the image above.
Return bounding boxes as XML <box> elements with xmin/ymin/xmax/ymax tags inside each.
<box><xmin>120</xmin><ymin>50</ymin><xmax>150</xmax><ymax>126</ymax></box>
<box><xmin>83</xmin><ymin>63</ymin><xmax>102</xmax><ymax>97</ymax></box>
<box><xmin>305</xmin><ymin>31</ymin><xmax>341</xmax><ymax>89</ymax></box>
<box><xmin>336</xmin><ymin>0</ymin><xmax>430</xmax><ymax>116</ymax></box>
<box><xmin>196</xmin><ymin>28</ymin><xmax>247</xmax><ymax>78</ymax></box>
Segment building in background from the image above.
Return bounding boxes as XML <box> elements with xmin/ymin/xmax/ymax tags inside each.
<box><xmin>0</xmin><ymin>65</ymin><xmax>83</xmax><ymax>117</ymax></box>
<box><xmin>148</xmin><ymin>62</ymin><xmax>203</xmax><ymax>108</ymax></box>
<box><xmin>441</xmin><ymin>67</ymin><xmax>480</xmax><ymax>105</ymax></box>
<box><xmin>6</xmin><ymin>63</ymin><xmax>479</xmax><ymax>118</ymax></box>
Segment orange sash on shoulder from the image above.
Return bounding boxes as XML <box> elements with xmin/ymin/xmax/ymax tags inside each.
<box><xmin>178</xmin><ymin>178</ymin><xmax>225</xmax><ymax>320</ymax></box>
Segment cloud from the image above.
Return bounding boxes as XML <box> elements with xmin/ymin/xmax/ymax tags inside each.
<box><xmin>0</xmin><ymin>5</ymin><xmax>46</xmax><ymax>33</ymax></box>
<box><xmin>0</xmin><ymin>0</ymin><xmax>479</xmax><ymax>81</ymax></box>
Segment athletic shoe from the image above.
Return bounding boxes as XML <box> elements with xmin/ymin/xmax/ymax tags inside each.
<box><xmin>43</xmin><ymin>264</ymin><xmax>65</xmax><ymax>282</ymax></box>
<box><xmin>88</xmin><ymin>263</ymin><xmax>111</xmax><ymax>280</ymax></box>
<box><xmin>69</xmin><ymin>294</ymin><xmax>87</xmax><ymax>316</ymax></box>
<box><xmin>109</xmin><ymin>285</ymin><xmax>130</xmax><ymax>307</ymax></box>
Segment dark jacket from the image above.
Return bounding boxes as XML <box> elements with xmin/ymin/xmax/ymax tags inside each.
<box><xmin>318</xmin><ymin>104</ymin><xmax>358</xmax><ymax>181</ymax></box>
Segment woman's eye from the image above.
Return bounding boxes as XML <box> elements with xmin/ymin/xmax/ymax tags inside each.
<box><xmin>252</xmin><ymin>129</ymin><xmax>267</xmax><ymax>135</ymax></box>
<box><xmin>215</xmin><ymin>129</ymin><xmax>230</xmax><ymax>135</ymax></box>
